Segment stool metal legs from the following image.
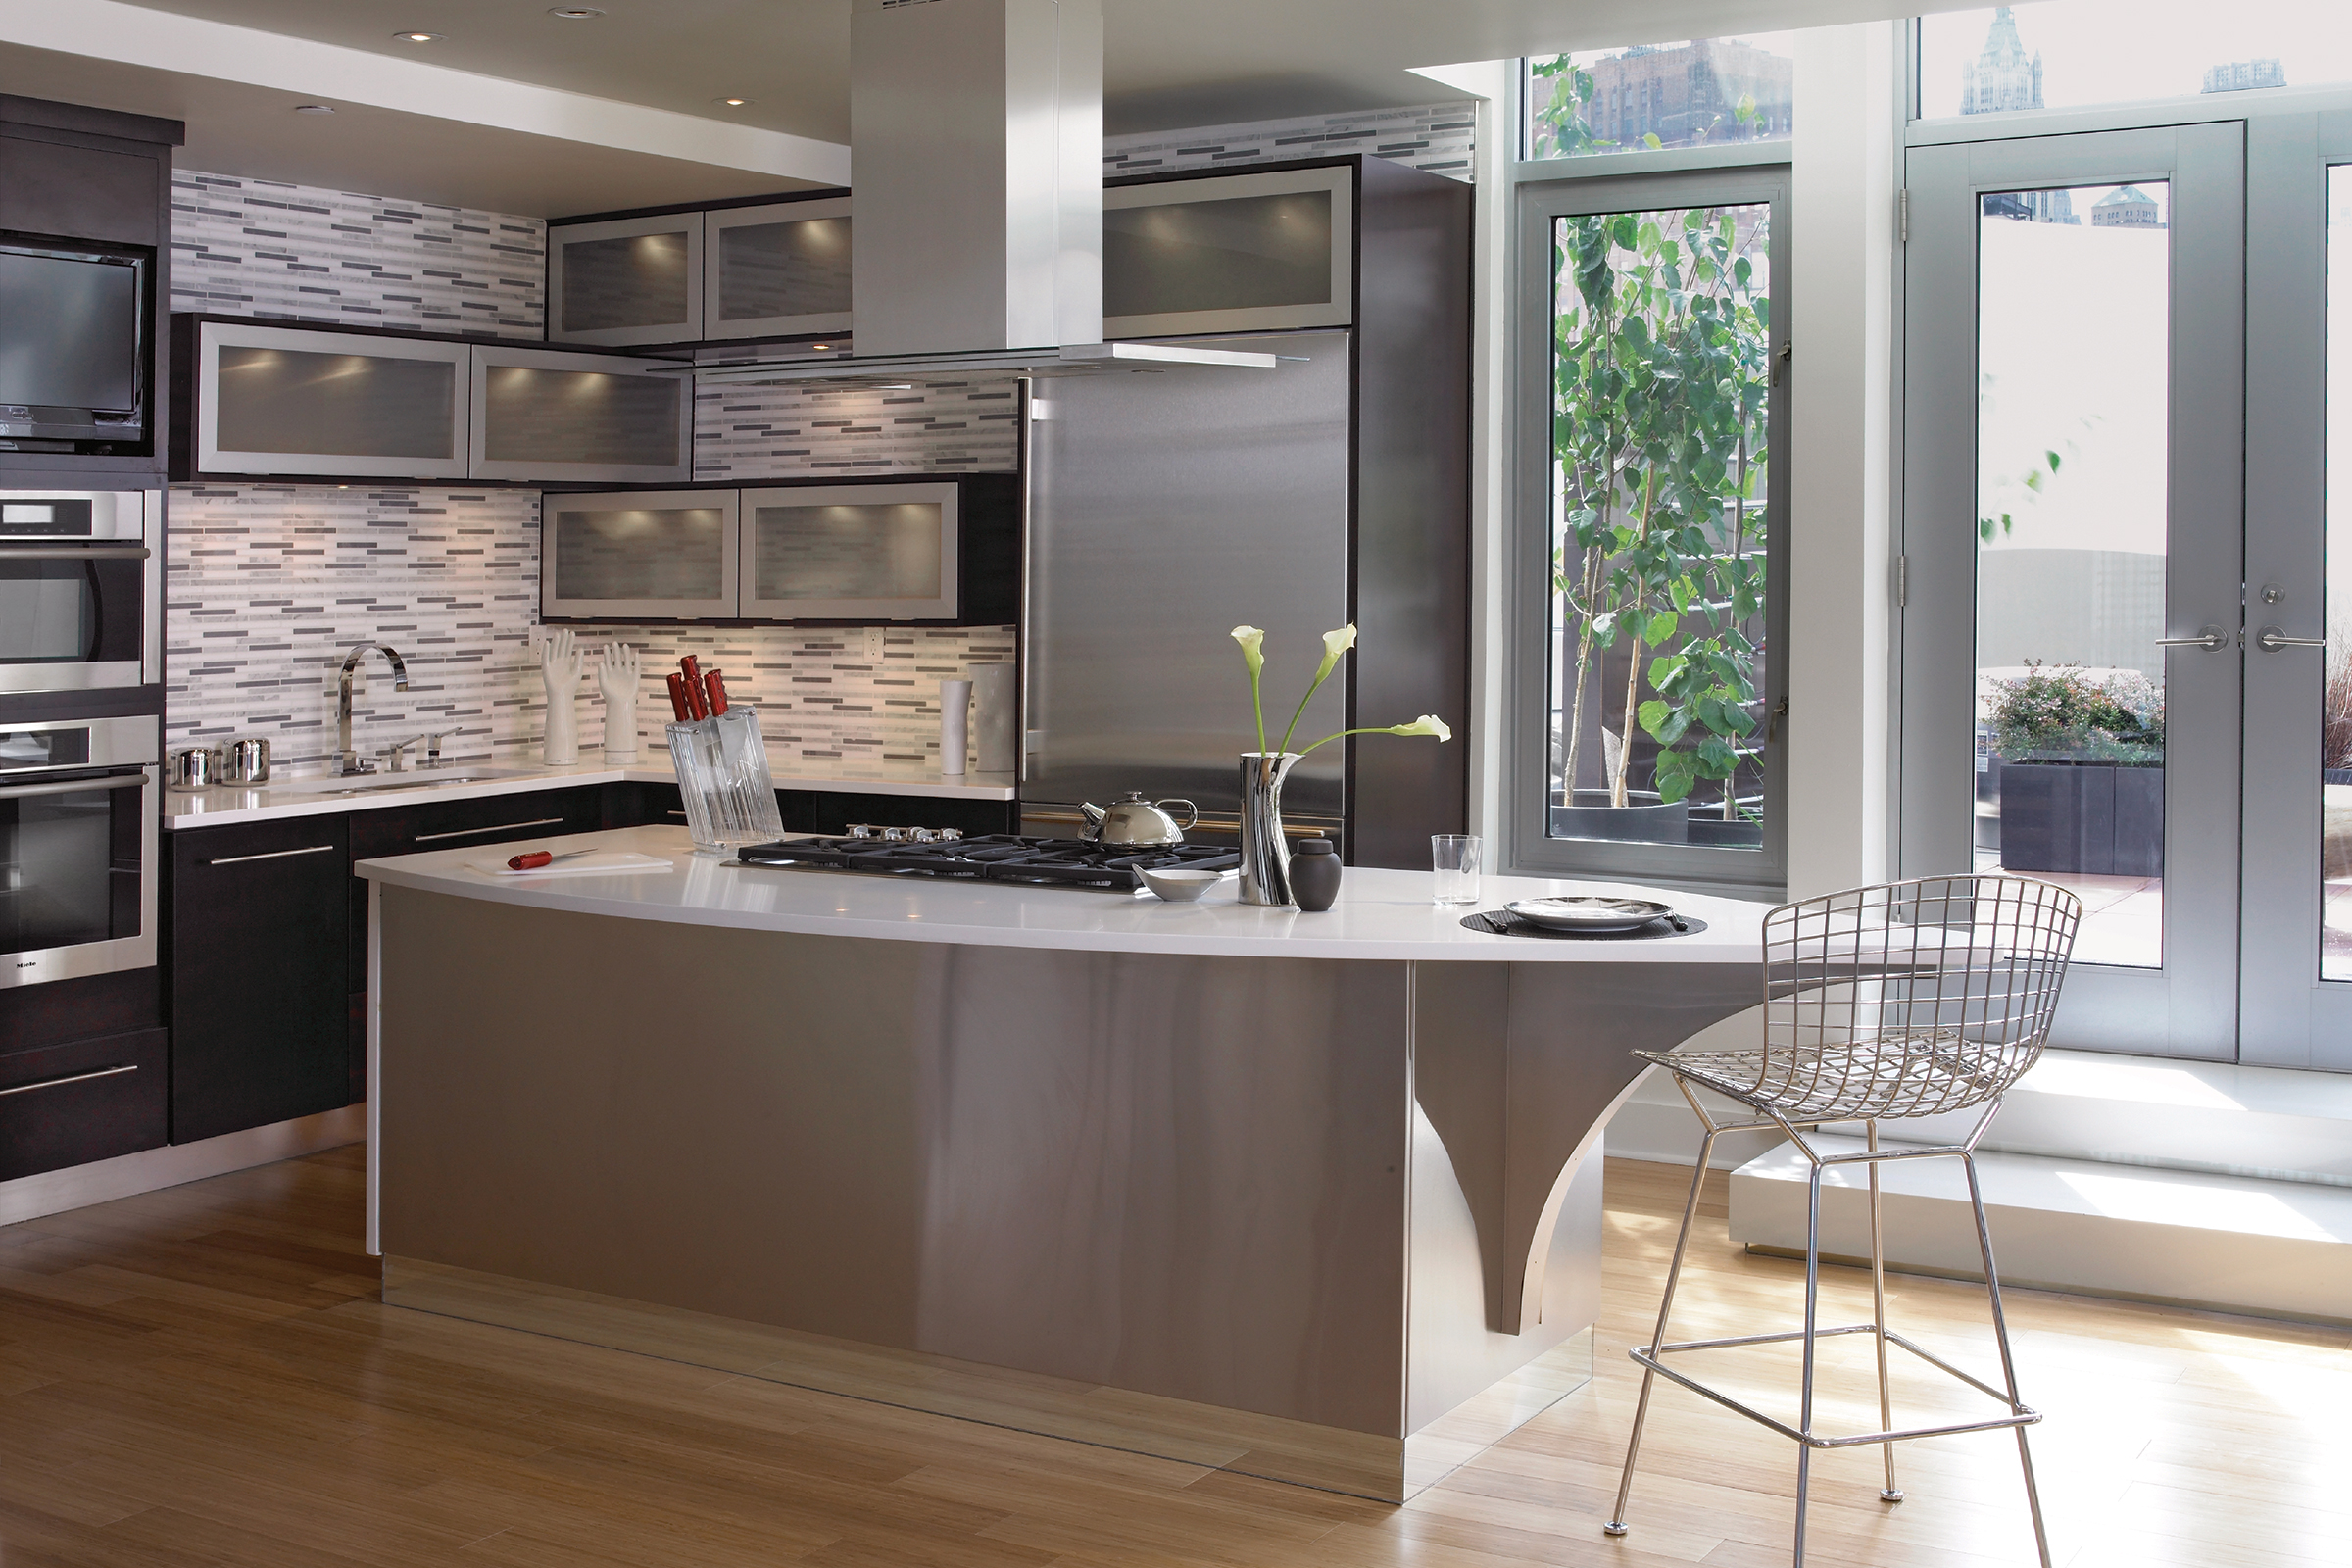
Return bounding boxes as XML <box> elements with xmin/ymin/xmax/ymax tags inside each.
<box><xmin>1604</xmin><ymin>1097</ymin><xmax>2052</xmax><ymax>1567</ymax></box>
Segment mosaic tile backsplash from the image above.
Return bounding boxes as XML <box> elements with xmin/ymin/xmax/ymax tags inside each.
<box><xmin>170</xmin><ymin>170</ymin><xmax>546</xmax><ymax>339</ymax></box>
<box><xmin>693</xmin><ymin>380</ymin><xmax>1021</xmax><ymax>479</ymax></box>
<box><xmin>166</xmin><ymin>486</ymin><xmax>1011</xmax><ymax>773</ymax></box>
<box><xmin>1103</xmin><ymin>101</ymin><xmax>1477</xmax><ymax>182</ymax></box>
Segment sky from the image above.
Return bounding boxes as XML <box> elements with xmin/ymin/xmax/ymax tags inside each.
<box><xmin>1920</xmin><ymin>1</ymin><xmax>2352</xmax><ymax>116</ymax></box>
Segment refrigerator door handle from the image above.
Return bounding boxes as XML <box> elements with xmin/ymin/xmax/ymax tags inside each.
<box><xmin>1019</xmin><ymin>377</ymin><xmax>1039</xmax><ymax>783</ymax></box>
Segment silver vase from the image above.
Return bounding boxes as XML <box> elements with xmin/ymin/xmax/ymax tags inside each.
<box><xmin>1238</xmin><ymin>751</ymin><xmax>1300</xmax><ymax>906</ymax></box>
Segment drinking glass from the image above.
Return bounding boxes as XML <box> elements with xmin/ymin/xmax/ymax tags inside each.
<box><xmin>1432</xmin><ymin>834</ymin><xmax>1483</xmax><ymax>906</ymax></box>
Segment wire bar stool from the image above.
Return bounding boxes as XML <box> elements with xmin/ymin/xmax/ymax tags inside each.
<box><xmin>1603</xmin><ymin>875</ymin><xmax>2082</xmax><ymax>1567</ymax></box>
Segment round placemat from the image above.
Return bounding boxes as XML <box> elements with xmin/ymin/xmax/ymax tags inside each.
<box><xmin>1459</xmin><ymin>909</ymin><xmax>1709</xmax><ymax>941</ymax></box>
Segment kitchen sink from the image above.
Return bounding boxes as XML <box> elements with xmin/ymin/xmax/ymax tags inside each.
<box><xmin>262</xmin><ymin>767</ymin><xmax>547</xmax><ymax>798</ymax></box>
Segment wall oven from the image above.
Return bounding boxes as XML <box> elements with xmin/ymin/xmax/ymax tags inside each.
<box><xmin>0</xmin><ymin>714</ymin><xmax>159</xmax><ymax>989</ymax></box>
<box><xmin>0</xmin><ymin>488</ymin><xmax>162</xmax><ymax>694</ymax></box>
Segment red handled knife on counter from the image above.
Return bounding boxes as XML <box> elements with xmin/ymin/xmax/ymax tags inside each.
<box><xmin>507</xmin><ymin>848</ymin><xmax>600</xmax><ymax>871</ymax></box>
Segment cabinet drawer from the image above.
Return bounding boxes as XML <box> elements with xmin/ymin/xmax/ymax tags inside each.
<box><xmin>0</xmin><ymin>1027</ymin><xmax>168</xmax><ymax>1181</ymax></box>
<box><xmin>347</xmin><ymin>786</ymin><xmax>605</xmax><ymax>861</ymax></box>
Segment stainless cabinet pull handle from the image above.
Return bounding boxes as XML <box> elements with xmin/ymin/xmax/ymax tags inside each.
<box><xmin>2253</xmin><ymin>626</ymin><xmax>2326</xmax><ymax>652</ymax></box>
<box><xmin>2154</xmin><ymin>627</ymin><xmax>2229</xmax><ymax>652</ymax></box>
<box><xmin>0</xmin><ymin>1063</ymin><xmax>136</xmax><ymax>1098</ymax></box>
<box><xmin>206</xmin><ymin>844</ymin><xmax>338</xmax><ymax>865</ymax></box>
<box><xmin>413</xmin><ymin>816</ymin><xmax>566</xmax><ymax>843</ymax></box>
<box><xmin>0</xmin><ymin>546</ymin><xmax>151</xmax><ymax>560</ymax></box>
<box><xmin>0</xmin><ymin>772</ymin><xmax>149</xmax><ymax>800</ymax></box>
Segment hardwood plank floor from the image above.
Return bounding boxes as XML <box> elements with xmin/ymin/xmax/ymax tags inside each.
<box><xmin>1</xmin><ymin>1148</ymin><xmax>2344</xmax><ymax>1568</ymax></box>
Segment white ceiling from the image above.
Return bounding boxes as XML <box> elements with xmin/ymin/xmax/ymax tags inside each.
<box><xmin>2</xmin><ymin>0</ymin><xmax>1968</xmax><ymax>215</ymax></box>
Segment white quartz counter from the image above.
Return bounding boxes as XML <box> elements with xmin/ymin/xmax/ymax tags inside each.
<box><xmin>357</xmin><ymin>823</ymin><xmax>1770</xmax><ymax>965</ymax></box>
<box><xmin>164</xmin><ymin>755</ymin><xmax>1016</xmax><ymax>828</ymax></box>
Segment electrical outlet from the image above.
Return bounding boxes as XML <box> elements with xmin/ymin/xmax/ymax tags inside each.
<box><xmin>863</xmin><ymin>626</ymin><xmax>886</xmax><ymax>661</ymax></box>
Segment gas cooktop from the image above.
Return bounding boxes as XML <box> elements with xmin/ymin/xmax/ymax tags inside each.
<box><xmin>734</xmin><ymin>833</ymin><xmax>1241</xmax><ymax>891</ymax></box>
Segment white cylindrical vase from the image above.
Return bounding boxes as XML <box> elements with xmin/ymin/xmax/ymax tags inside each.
<box><xmin>939</xmin><ymin>678</ymin><xmax>972</xmax><ymax>775</ymax></box>
<box><xmin>968</xmin><ymin>662</ymin><xmax>1016</xmax><ymax>773</ymax></box>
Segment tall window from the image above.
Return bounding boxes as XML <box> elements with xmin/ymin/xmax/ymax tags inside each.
<box><xmin>1526</xmin><ymin>35</ymin><xmax>1794</xmax><ymax>161</ymax></box>
<box><xmin>1512</xmin><ymin>71</ymin><xmax>1788</xmax><ymax>891</ymax></box>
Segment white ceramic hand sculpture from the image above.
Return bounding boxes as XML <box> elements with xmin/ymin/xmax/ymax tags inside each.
<box><xmin>595</xmin><ymin>642</ymin><xmax>643</xmax><ymax>762</ymax></box>
<box><xmin>540</xmin><ymin>628</ymin><xmax>585</xmax><ymax>766</ymax></box>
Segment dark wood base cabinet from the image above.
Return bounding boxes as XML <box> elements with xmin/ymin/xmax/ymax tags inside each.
<box><xmin>0</xmin><ymin>1027</ymin><xmax>169</xmax><ymax>1181</ymax></box>
<box><xmin>166</xmin><ymin>816</ymin><xmax>352</xmax><ymax>1146</ymax></box>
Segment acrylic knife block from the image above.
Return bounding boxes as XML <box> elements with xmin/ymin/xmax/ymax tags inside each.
<box><xmin>665</xmin><ymin>706</ymin><xmax>785</xmax><ymax>856</ymax></box>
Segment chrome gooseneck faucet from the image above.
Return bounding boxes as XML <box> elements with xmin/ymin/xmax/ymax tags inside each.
<box><xmin>332</xmin><ymin>643</ymin><xmax>410</xmax><ymax>775</ymax></box>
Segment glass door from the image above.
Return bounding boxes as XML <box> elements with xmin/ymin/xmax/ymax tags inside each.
<box><xmin>1901</xmin><ymin>124</ymin><xmax>2244</xmax><ymax>1057</ymax></box>
<box><xmin>2238</xmin><ymin>111</ymin><xmax>2352</xmax><ymax>1069</ymax></box>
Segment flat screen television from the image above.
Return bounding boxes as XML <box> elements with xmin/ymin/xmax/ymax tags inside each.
<box><xmin>0</xmin><ymin>232</ymin><xmax>154</xmax><ymax>457</ymax></box>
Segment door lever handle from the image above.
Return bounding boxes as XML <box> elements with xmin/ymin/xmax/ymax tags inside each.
<box><xmin>2253</xmin><ymin>626</ymin><xmax>2326</xmax><ymax>652</ymax></box>
<box><xmin>2155</xmin><ymin>627</ymin><xmax>2229</xmax><ymax>652</ymax></box>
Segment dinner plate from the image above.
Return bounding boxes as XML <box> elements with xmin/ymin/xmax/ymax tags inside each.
<box><xmin>1503</xmin><ymin>896</ymin><xmax>1675</xmax><ymax>932</ymax></box>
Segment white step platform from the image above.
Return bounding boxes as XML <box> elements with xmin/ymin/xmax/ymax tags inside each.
<box><xmin>1728</xmin><ymin>1133</ymin><xmax>2352</xmax><ymax>1324</ymax></box>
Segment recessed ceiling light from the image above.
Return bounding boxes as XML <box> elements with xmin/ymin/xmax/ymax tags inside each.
<box><xmin>548</xmin><ymin>6</ymin><xmax>604</xmax><ymax>16</ymax></box>
<box><xmin>293</xmin><ymin>103</ymin><xmax>335</xmax><ymax>115</ymax></box>
<box><xmin>393</xmin><ymin>30</ymin><xmax>442</xmax><ymax>43</ymax></box>
<box><xmin>717</xmin><ymin>97</ymin><xmax>751</xmax><ymax>107</ymax></box>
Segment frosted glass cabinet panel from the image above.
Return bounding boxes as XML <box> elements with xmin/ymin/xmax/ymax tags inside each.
<box><xmin>549</xmin><ymin>214</ymin><xmax>703</xmax><ymax>347</ymax></box>
<box><xmin>540</xmin><ymin>490</ymin><xmax>738</xmax><ymax>621</ymax></box>
<box><xmin>742</xmin><ymin>482</ymin><xmax>960</xmax><ymax>621</ymax></box>
<box><xmin>194</xmin><ymin>321</ymin><xmax>471</xmax><ymax>479</ymax></box>
<box><xmin>1102</xmin><ymin>165</ymin><xmax>1353</xmax><ymax>338</ymax></box>
<box><xmin>707</xmin><ymin>198</ymin><xmax>853</xmax><ymax>340</ymax></box>
<box><xmin>469</xmin><ymin>346</ymin><xmax>690</xmax><ymax>484</ymax></box>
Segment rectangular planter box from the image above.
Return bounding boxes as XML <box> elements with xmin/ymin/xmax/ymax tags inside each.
<box><xmin>1997</xmin><ymin>760</ymin><xmax>2163</xmax><ymax>877</ymax></box>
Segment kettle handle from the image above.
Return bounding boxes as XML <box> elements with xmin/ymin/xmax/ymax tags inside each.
<box><xmin>1157</xmin><ymin>798</ymin><xmax>1200</xmax><ymax>830</ymax></box>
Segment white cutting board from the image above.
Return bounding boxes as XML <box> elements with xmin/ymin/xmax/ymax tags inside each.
<box><xmin>466</xmin><ymin>851</ymin><xmax>676</xmax><ymax>878</ymax></box>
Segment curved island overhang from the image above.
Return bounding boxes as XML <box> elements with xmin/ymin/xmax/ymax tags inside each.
<box><xmin>360</xmin><ymin>826</ymin><xmax>1766</xmax><ymax>1501</ymax></box>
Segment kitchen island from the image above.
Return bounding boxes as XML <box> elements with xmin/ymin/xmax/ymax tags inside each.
<box><xmin>359</xmin><ymin>825</ymin><xmax>1769</xmax><ymax>1500</ymax></box>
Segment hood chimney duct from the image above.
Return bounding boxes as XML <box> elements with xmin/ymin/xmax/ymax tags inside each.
<box><xmin>850</xmin><ymin>0</ymin><xmax>1104</xmax><ymax>357</ymax></box>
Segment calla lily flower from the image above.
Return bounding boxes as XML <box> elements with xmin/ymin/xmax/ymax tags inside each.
<box><xmin>1230</xmin><ymin>625</ymin><xmax>1265</xmax><ymax>677</ymax></box>
<box><xmin>1389</xmin><ymin>714</ymin><xmax>1452</xmax><ymax>742</ymax></box>
<box><xmin>1315</xmin><ymin>624</ymin><xmax>1357</xmax><ymax>681</ymax></box>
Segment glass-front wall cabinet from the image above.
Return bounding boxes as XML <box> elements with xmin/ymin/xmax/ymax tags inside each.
<box><xmin>741</xmin><ymin>483</ymin><xmax>959</xmax><ymax>621</ymax></box>
<box><xmin>549</xmin><ymin>213</ymin><xmax>704</xmax><ymax>347</ymax></box>
<box><xmin>470</xmin><ymin>347</ymin><xmax>690</xmax><ymax>485</ymax></box>
<box><xmin>1102</xmin><ymin>165</ymin><xmax>1354</xmax><ymax>338</ymax></box>
<box><xmin>707</xmin><ymin>199</ymin><xmax>853</xmax><ymax>340</ymax></box>
<box><xmin>194</xmin><ymin>321</ymin><xmax>471</xmax><ymax>479</ymax></box>
<box><xmin>540</xmin><ymin>490</ymin><xmax>739</xmax><ymax>621</ymax></box>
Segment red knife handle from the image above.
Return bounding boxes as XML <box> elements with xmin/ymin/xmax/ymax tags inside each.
<box><xmin>665</xmin><ymin>672</ymin><xmax>692</xmax><ymax>721</ymax></box>
<box><xmin>508</xmin><ymin>851</ymin><xmax>554</xmax><ymax>870</ymax></box>
<box><xmin>704</xmin><ymin>669</ymin><xmax>729</xmax><ymax>715</ymax></box>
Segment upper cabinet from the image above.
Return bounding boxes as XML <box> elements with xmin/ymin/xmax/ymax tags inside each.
<box><xmin>173</xmin><ymin>318</ymin><xmax>689</xmax><ymax>484</ymax></box>
<box><xmin>546</xmin><ymin>194</ymin><xmax>854</xmax><ymax>350</ymax></box>
<box><xmin>470</xmin><ymin>345</ymin><xmax>690</xmax><ymax>485</ymax></box>
<box><xmin>706</xmin><ymin>198</ymin><xmax>853</xmax><ymax>340</ymax></box>
<box><xmin>1101</xmin><ymin>165</ymin><xmax>1354</xmax><ymax>339</ymax></box>
<box><xmin>548</xmin><ymin>214</ymin><xmax>703</xmax><ymax>347</ymax></box>
<box><xmin>541</xmin><ymin>475</ymin><xmax>1018</xmax><ymax>627</ymax></box>
<box><xmin>189</xmin><ymin>320</ymin><xmax>472</xmax><ymax>480</ymax></box>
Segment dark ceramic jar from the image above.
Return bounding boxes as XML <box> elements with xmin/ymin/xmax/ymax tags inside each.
<box><xmin>1290</xmin><ymin>836</ymin><xmax>1342</xmax><ymax>911</ymax></box>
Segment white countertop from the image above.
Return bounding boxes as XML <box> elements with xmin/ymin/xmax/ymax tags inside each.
<box><xmin>356</xmin><ymin>824</ymin><xmax>1770</xmax><ymax>965</ymax></box>
<box><xmin>164</xmin><ymin>754</ymin><xmax>1017</xmax><ymax>828</ymax></box>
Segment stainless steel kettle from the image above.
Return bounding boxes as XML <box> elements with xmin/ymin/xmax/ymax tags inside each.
<box><xmin>1080</xmin><ymin>792</ymin><xmax>1199</xmax><ymax>848</ymax></box>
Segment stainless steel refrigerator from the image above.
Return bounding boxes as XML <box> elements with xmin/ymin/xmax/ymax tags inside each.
<box><xmin>1020</xmin><ymin>332</ymin><xmax>1354</xmax><ymax>846</ymax></box>
<box><xmin>1018</xmin><ymin>316</ymin><xmax>1469</xmax><ymax>865</ymax></box>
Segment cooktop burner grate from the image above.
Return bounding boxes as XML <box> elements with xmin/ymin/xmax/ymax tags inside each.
<box><xmin>734</xmin><ymin>834</ymin><xmax>1241</xmax><ymax>890</ymax></box>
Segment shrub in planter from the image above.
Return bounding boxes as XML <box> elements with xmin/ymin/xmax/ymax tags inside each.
<box><xmin>1988</xmin><ymin>664</ymin><xmax>2165</xmax><ymax>876</ymax></box>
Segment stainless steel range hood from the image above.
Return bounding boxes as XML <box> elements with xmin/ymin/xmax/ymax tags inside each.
<box><xmin>693</xmin><ymin>0</ymin><xmax>1273</xmax><ymax>389</ymax></box>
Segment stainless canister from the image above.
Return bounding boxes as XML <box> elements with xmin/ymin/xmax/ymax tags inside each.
<box><xmin>221</xmin><ymin>736</ymin><xmax>271</xmax><ymax>784</ymax></box>
<box><xmin>169</xmin><ymin>745</ymin><xmax>222</xmax><ymax>790</ymax></box>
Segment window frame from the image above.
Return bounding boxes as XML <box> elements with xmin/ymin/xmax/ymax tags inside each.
<box><xmin>1503</xmin><ymin>157</ymin><xmax>1793</xmax><ymax>896</ymax></box>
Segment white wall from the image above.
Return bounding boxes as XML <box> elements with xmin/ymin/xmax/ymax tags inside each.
<box><xmin>1784</xmin><ymin>22</ymin><xmax>1902</xmax><ymax>899</ymax></box>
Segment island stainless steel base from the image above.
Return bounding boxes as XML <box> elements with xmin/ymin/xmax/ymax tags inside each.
<box><xmin>371</xmin><ymin>886</ymin><xmax>1757</xmax><ymax>1499</ymax></box>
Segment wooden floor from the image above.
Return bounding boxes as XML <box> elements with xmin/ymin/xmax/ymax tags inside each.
<box><xmin>2</xmin><ymin>1149</ymin><xmax>2346</xmax><ymax>1568</ymax></box>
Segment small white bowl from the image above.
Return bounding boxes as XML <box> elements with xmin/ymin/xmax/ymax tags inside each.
<box><xmin>1139</xmin><ymin>867</ymin><xmax>1228</xmax><ymax>903</ymax></box>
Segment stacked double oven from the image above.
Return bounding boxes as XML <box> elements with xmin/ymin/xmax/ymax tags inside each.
<box><xmin>2</xmin><ymin>92</ymin><xmax>180</xmax><ymax>1184</ymax></box>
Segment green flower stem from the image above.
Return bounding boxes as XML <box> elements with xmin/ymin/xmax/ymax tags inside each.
<box><xmin>1298</xmin><ymin>725</ymin><xmax>1434</xmax><ymax>757</ymax></box>
<box><xmin>1277</xmin><ymin>668</ymin><xmax>1334</xmax><ymax>758</ymax></box>
<box><xmin>1249</xmin><ymin>666</ymin><xmax>1266</xmax><ymax>755</ymax></box>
